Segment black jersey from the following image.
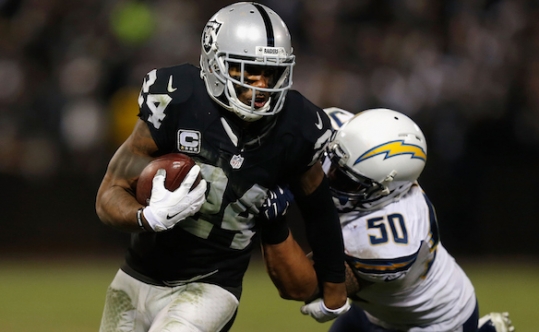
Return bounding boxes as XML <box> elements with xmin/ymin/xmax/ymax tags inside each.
<box><xmin>124</xmin><ymin>63</ymin><xmax>333</xmax><ymax>297</ymax></box>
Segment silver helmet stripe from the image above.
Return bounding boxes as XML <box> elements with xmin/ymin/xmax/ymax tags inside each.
<box><xmin>252</xmin><ymin>3</ymin><xmax>275</xmax><ymax>47</ymax></box>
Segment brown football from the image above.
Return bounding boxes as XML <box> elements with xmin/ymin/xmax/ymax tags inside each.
<box><xmin>136</xmin><ymin>153</ymin><xmax>201</xmax><ymax>206</ymax></box>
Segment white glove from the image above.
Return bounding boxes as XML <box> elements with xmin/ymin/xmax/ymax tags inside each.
<box><xmin>300</xmin><ymin>298</ymin><xmax>351</xmax><ymax>323</ymax></box>
<box><xmin>143</xmin><ymin>165</ymin><xmax>207</xmax><ymax>232</ymax></box>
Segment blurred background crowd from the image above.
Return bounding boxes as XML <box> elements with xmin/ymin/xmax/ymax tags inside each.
<box><xmin>1</xmin><ymin>0</ymin><xmax>538</xmax><ymax>258</ymax></box>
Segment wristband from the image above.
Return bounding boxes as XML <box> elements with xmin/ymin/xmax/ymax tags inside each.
<box><xmin>259</xmin><ymin>216</ymin><xmax>290</xmax><ymax>244</ymax></box>
<box><xmin>136</xmin><ymin>208</ymin><xmax>147</xmax><ymax>231</ymax></box>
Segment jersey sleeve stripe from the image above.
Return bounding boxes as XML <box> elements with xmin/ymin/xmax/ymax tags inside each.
<box><xmin>423</xmin><ymin>193</ymin><xmax>440</xmax><ymax>250</ymax></box>
<box><xmin>346</xmin><ymin>247</ymin><xmax>420</xmax><ymax>275</ymax></box>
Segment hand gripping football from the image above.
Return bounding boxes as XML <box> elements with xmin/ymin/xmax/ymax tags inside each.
<box><xmin>136</xmin><ymin>153</ymin><xmax>201</xmax><ymax>206</ymax></box>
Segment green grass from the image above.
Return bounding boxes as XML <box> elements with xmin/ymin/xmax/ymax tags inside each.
<box><xmin>0</xmin><ymin>258</ymin><xmax>537</xmax><ymax>331</ymax></box>
<box><xmin>463</xmin><ymin>260</ymin><xmax>539</xmax><ymax>332</ymax></box>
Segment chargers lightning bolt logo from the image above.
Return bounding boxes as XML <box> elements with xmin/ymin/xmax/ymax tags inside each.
<box><xmin>354</xmin><ymin>140</ymin><xmax>426</xmax><ymax>165</ymax></box>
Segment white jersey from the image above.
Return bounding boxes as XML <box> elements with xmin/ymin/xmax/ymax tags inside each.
<box><xmin>339</xmin><ymin>184</ymin><xmax>476</xmax><ymax>331</ymax></box>
<box><xmin>322</xmin><ymin>107</ymin><xmax>476</xmax><ymax>330</ymax></box>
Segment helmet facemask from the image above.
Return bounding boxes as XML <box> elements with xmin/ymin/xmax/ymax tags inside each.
<box><xmin>220</xmin><ymin>56</ymin><xmax>293</xmax><ymax>122</ymax></box>
<box><xmin>327</xmin><ymin>148</ymin><xmax>390</xmax><ymax>213</ymax></box>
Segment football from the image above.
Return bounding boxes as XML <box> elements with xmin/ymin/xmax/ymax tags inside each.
<box><xmin>136</xmin><ymin>153</ymin><xmax>201</xmax><ymax>206</ymax></box>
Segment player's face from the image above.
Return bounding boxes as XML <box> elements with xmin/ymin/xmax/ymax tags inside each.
<box><xmin>228</xmin><ymin>64</ymin><xmax>279</xmax><ymax>109</ymax></box>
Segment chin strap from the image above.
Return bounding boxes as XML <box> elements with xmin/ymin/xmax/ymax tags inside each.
<box><xmin>380</xmin><ymin>170</ymin><xmax>397</xmax><ymax>195</ymax></box>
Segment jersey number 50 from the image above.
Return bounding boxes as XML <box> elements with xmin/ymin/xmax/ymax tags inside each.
<box><xmin>367</xmin><ymin>213</ymin><xmax>409</xmax><ymax>245</ymax></box>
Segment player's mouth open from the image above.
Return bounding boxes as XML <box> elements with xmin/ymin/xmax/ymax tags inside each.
<box><xmin>254</xmin><ymin>96</ymin><xmax>267</xmax><ymax>108</ymax></box>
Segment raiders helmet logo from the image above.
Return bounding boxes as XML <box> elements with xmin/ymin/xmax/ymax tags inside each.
<box><xmin>202</xmin><ymin>20</ymin><xmax>222</xmax><ymax>53</ymax></box>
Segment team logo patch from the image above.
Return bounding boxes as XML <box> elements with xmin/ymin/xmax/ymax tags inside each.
<box><xmin>354</xmin><ymin>140</ymin><xmax>426</xmax><ymax>165</ymax></box>
<box><xmin>230</xmin><ymin>154</ymin><xmax>244</xmax><ymax>169</ymax></box>
<box><xmin>177</xmin><ymin>130</ymin><xmax>201</xmax><ymax>154</ymax></box>
<box><xmin>202</xmin><ymin>20</ymin><xmax>222</xmax><ymax>53</ymax></box>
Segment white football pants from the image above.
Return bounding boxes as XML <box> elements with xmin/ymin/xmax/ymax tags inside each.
<box><xmin>99</xmin><ymin>269</ymin><xmax>239</xmax><ymax>332</ymax></box>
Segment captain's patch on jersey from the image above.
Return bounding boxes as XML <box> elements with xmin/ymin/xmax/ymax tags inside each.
<box><xmin>177</xmin><ymin>130</ymin><xmax>201</xmax><ymax>154</ymax></box>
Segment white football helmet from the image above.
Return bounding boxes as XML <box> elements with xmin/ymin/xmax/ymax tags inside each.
<box><xmin>199</xmin><ymin>2</ymin><xmax>295</xmax><ymax>122</ymax></box>
<box><xmin>326</xmin><ymin>108</ymin><xmax>427</xmax><ymax>212</ymax></box>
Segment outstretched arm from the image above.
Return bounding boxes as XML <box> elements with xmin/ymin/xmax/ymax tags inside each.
<box><xmin>259</xmin><ymin>187</ymin><xmax>365</xmax><ymax>322</ymax></box>
<box><xmin>258</xmin><ymin>185</ymin><xmax>318</xmax><ymax>300</ymax></box>
<box><xmin>261</xmin><ymin>231</ymin><xmax>319</xmax><ymax>301</ymax></box>
<box><xmin>293</xmin><ymin>161</ymin><xmax>348</xmax><ymax>310</ymax></box>
<box><xmin>263</xmin><ymin>239</ymin><xmax>363</xmax><ymax>301</ymax></box>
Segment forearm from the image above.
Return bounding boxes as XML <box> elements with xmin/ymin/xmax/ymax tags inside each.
<box><xmin>320</xmin><ymin>281</ymin><xmax>347</xmax><ymax>310</ymax></box>
<box><xmin>96</xmin><ymin>123</ymin><xmax>157</xmax><ymax>232</ymax></box>
<box><xmin>96</xmin><ymin>178</ymin><xmax>148</xmax><ymax>232</ymax></box>
<box><xmin>293</xmin><ymin>172</ymin><xmax>347</xmax><ymax>309</ymax></box>
<box><xmin>262</xmin><ymin>231</ymin><xmax>319</xmax><ymax>301</ymax></box>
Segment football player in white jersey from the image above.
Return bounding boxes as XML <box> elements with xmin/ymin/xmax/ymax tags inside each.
<box><xmin>261</xmin><ymin>108</ymin><xmax>514</xmax><ymax>332</ymax></box>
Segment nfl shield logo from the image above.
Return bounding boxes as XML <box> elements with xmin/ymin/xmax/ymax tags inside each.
<box><xmin>230</xmin><ymin>155</ymin><xmax>244</xmax><ymax>169</ymax></box>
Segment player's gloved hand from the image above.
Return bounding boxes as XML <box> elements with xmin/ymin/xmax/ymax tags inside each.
<box><xmin>257</xmin><ymin>184</ymin><xmax>294</xmax><ymax>244</ymax></box>
<box><xmin>300</xmin><ymin>298</ymin><xmax>351</xmax><ymax>323</ymax></box>
<box><xmin>259</xmin><ymin>184</ymin><xmax>294</xmax><ymax>220</ymax></box>
<box><xmin>143</xmin><ymin>165</ymin><xmax>207</xmax><ymax>232</ymax></box>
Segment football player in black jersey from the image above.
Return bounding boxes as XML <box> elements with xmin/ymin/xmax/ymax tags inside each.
<box><xmin>95</xmin><ymin>2</ymin><xmax>349</xmax><ymax>331</ymax></box>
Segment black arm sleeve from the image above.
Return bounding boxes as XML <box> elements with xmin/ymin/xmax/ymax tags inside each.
<box><xmin>294</xmin><ymin>176</ymin><xmax>345</xmax><ymax>283</ymax></box>
<box><xmin>258</xmin><ymin>216</ymin><xmax>290</xmax><ymax>245</ymax></box>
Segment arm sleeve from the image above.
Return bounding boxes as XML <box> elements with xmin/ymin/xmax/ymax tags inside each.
<box><xmin>258</xmin><ymin>216</ymin><xmax>291</xmax><ymax>245</ymax></box>
<box><xmin>294</xmin><ymin>176</ymin><xmax>345</xmax><ymax>283</ymax></box>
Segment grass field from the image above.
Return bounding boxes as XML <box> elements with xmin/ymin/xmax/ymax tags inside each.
<box><xmin>0</xmin><ymin>257</ymin><xmax>537</xmax><ymax>332</ymax></box>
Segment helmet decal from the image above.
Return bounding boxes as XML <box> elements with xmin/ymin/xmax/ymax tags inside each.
<box><xmin>202</xmin><ymin>20</ymin><xmax>222</xmax><ymax>54</ymax></box>
<box><xmin>354</xmin><ymin>140</ymin><xmax>426</xmax><ymax>165</ymax></box>
<box><xmin>253</xmin><ymin>3</ymin><xmax>275</xmax><ymax>46</ymax></box>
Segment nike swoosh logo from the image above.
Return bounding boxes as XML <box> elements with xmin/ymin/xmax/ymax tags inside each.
<box><xmin>315</xmin><ymin>112</ymin><xmax>323</xmax><ymax>130</ymax></box>
<box><xmin>167</xmin><ymin>75</ymin><xmax>177</xmax><ymax>93</ymax></box>
<box><xmin>166</xmin><ymin>211</ymin><xmax>181</xmax><ymax>220</ymax></box>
